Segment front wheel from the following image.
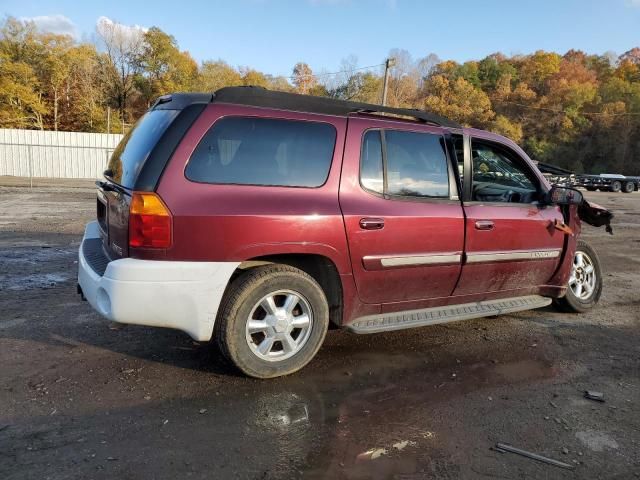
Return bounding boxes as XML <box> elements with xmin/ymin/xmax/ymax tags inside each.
<box><xmin>215</xmin><ymin>264</ymin><xmax>329</xmax><ymax>378</ymax></box>
<box><xmin>553</xmin><ymin>240</ymin><xmax>603</xmax><ymax>313</ymax></box>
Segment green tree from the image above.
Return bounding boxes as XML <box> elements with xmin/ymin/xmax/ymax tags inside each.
<box><xmin>137</xmin><ymin>27</ymin><xmax>198</xmax><ymax>106</ymax></box>
<box><xmin>196</xmin><ymin>60</ymin><xmax>242</xmax><ymax>91</ymax></box>
<box><xmin>0</xmin><ymin>53</ymin><xmax>47</xmax><ymax>128</ymax></box>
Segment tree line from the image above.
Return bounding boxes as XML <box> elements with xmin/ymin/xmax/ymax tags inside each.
<box><xmin>1</xmin><ymin>16</ymin><xmax>639</xmax><ymax>174</ymax></box>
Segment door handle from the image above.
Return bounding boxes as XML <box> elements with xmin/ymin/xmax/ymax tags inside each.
<box><xmin>475</xmin><ymin>220</ymin><xmax>495</xmax><ymax>231</ymax></box>
<box><xmin>359</xmin><ymin>218</ymin><xmax>385</xmax><ymax>230</ymax></box>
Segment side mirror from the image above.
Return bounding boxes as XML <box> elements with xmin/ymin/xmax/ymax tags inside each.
<box><xmin>545</xmin><ymin>186</ymin><xmax>583</xmax><ymax>205</ymax></box>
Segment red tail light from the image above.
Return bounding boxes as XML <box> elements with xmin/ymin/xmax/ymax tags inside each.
<box><xmin>129</xmin><ymin>192</ymin><xmax>172</xmax><ymax>248</ymax></box>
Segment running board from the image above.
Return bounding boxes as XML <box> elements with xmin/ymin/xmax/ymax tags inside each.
<box><xmin>347</xmin><ymin>295</ymin><xmax>552</xmax><ymax>334</ymax></box>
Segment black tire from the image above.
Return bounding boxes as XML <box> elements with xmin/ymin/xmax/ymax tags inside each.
<box><xmin>623</xmin><ymin>182</ymin><xmax>635</xmax><ymax>193</ymax></box>
<box><xmin>585</xmin><ymin>186</ymin><xmax>597</xmax><ymax>192</ymax></box>
<box><xmin>610</xmin><ymin>181</ymin><xmax>622</xmax><ymax>192</ymax></box>
<box><xmin>215</xmin><ymin>264</ymin><xmax>329</xmax><ymax>379</ymax></box>
<box><xmin>553</xmin><ymin>240</ymin><xmax>603</xmax><ymax>313</ymax></box>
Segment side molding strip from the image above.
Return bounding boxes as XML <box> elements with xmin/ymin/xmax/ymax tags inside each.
<box><xmin>466</xmin><ymin>249</ymin><xmax>561</xmax><ymax>264</ymax></box>
<box><xmin>380</xmin><ymin>254</ymin><xmax>462</xmax><ymax>267</ymax></box>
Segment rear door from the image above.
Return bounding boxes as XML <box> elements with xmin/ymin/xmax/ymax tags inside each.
<box><xmin>339</xmin><ymin>117</ymin><xmax>464</xmax><ymax>306</ymax></box>
<box><xmin>454</xmin><ymin>134</ymin><xmax>566</xmax><ymax>295</ymax></box>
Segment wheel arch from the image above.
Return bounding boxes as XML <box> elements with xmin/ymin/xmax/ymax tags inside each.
<box><xmin>231</xmin><ymin>253</ymin><xmax>344</xmax><ymax>327</ymax></box>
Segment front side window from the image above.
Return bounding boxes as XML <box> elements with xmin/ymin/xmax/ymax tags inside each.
<box><xmin>360</xmin><ymin>129</ymin><xmax>450</xmax><ymax>198</ymax></box>
<box><xmin>185</xmin><ymin>117</ymin><xmax>337</xmax><ymax>187</ymax></box>
<box><xmin>471</xmin><ymin>141</ymin><xmax>539</xmax><ymax>203</ymax></box>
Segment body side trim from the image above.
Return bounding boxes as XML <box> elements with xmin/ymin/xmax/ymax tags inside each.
<box><xmin>362</xmin><ymin>253</ymin><xmax>462</xmax><ymax>270</ymax></box>
<box><xmin>466</xmin><ymin>248</ymin><xmax>561</xmax><ymax>264</ymax></box>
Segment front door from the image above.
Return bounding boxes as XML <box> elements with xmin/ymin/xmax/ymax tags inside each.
<box><xmin>339</xmin><ymin>117</ymin><xmax>465</xmax><ymax>305</ymax></box>
<box><xmin>454</xmin><ymin>135</ymin><xmax>566</xmax><ymax>295</ymax></box>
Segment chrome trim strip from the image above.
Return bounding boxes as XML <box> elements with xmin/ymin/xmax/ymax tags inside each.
<box><xmin>466</xmin><ymin>249</ymin><xmax>562</xmax><ymax>264</ymax></box>
<box><xmin>378</xmin><ymin>254</ymin><xmax>462</xmax><ymax>267</ymax></box>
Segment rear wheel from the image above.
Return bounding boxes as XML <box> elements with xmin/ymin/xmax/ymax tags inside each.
<box><xmin>216</xmin><ymin>264</ymin><xmax>329</xmax><ymax>378</ymax></box>
<box><xmin>585</xmin><ymin>186</ymin><xmax>597</xmax><ymax>192</ymax></box>
<box><xmin>623</xmin><ymin>181</ymin><xmax>635</xmax><ymax>193</ymax></box>
<box><xmin>610</xmin><ymin>181</ymin><xmax>622</xmax><ymax>192</ymax></box>
<box><xmin>553</xmin><ymin>240</ymin><xmax>602</xmax><ymax>313</ymax></box>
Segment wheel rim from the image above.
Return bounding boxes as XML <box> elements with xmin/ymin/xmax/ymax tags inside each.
<box><xmin>568</xmin><ymin>250</ymin><xmax>597</xmax><ymax>300</ymax></box>
<box><xmin>245</xmin><ymin>289</ymin><xmax>313</xmax><ymax>362</ymax></box>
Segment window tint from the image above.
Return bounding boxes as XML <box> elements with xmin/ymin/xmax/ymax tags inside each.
<box><xmin>471</xmin><ymin>141</ymin><xmax>538</xmax><ymax>203</ymax></box>
<box><xmin>107</xmin><ymin>109</ymin><xmax>179</xmax><ymax>188</ymax></box>
<box><xmin>384</xmin><ymin>130</ymin><xmax>449</xmax><ymax>198</ymax></box>
<box><xmin>360</xmin><ymin>130</ymin><xmax>384</xmax><ymax>194</ymax></box>
<box><xmin>185</xmin><ymin>117</ymin><xmax>336</xmax><ymax>187</ymax></box>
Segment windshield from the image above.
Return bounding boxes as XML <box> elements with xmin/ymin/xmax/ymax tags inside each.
<box><xmin>106</xmin><ymin>109</ymin><xmax>179</xmax><ymax>188</ymax></box>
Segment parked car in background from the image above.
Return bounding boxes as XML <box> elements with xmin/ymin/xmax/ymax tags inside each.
<box><xmin>78</xmin><ymin>87</ymin><xmax>610</xmax><ymax>378</ymax></box>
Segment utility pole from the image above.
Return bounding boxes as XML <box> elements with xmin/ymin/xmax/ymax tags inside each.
<box><xmin>381</xmin><ymin>57</ymin><xmax>395</xmax><ymax>106</ymax></box>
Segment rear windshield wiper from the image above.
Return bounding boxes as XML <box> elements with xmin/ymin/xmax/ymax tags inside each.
<box><xmin>95</xmin><ymin>179</ymin><xmax>129</xmax><ymax>195</ymax></box>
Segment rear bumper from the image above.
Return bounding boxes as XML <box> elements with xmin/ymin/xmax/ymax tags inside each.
<box><xmin>77</xmin><ymin>221</ymin><xmax>239</xmax><ymax>341</ymax></box>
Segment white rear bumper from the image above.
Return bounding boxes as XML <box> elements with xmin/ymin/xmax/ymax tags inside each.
<box><xmin>77</xmin><ymin>221</ymin><xmax>239</xmax><ymax>341</ymax></box>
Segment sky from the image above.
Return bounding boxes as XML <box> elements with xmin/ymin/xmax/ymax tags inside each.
<box><xmin>3</xmin><ymin>0</ymin><xmax>640</xmax><ymax>77</ymax></box>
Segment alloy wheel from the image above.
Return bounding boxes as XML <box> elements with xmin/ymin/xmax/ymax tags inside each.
<box><xmin>245</xmin><ymin>289</ymin><xmax>313</xmax><ymax>362</ymax></box>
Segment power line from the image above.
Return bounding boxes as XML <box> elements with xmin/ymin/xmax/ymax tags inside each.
<box><xmin>495</xmin><ymin>100</ymin><xmax>640</xmax><ymax>117</ymax></box>
<box><xmin>285</xmin><ymin>62</ymin><xmax>386</xmax><ymax>80</ymax></box>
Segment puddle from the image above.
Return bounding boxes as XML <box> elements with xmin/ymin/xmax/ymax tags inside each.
<box><xmin>0</xmin><ymin>273</ymin><xmax>69</xmax><ymax>290</ymax></box>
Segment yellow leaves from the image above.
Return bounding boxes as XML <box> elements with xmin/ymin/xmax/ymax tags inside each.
<box><xmin>491</xmin><ymin>115</ymin><xmax>523</xmax><ymax>143</ymax></box>
<box><xmin>423</xmin><ymin>75</ymin><xmax>494</xmax><ymax>127</ymax></box>
<box><xmin>520</xmin><ymin>50</ymin><xmax>561</xmax><ymax>88</ymax></box>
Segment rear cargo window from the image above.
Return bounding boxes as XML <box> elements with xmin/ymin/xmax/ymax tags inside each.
<box><xmin>360</xmin><ymin>129</ymin><xmax>450</xmax><ymax>198</ymax></box>
<box><xmin>185</xmin><ymin>117</ymin><xmax>336</xmax><ymax>187</ymax></box>
<box><xmin>106</xmin><ymin>109</ymin><xmax>179</xmax><ymax>188</ymax></box>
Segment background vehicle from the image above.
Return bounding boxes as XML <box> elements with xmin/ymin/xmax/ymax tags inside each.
<box><xmin>537</xmin><ymin>162</ymin><xmax>640</xmax><ymax>193</ymax></box>
<box><xmin>78</xmin><ymin>87</ymin><xmax>610</xmax><ymax>378</ymax></box>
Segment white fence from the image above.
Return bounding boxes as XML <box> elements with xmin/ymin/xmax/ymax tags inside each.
<box><xmin>0</xmin><ymin>129</ymin><xmax>123</xmax><ymax>180</ymax></box>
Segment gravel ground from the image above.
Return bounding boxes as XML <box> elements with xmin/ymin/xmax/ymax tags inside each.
<box><xmin>0</xmin><ymin>177</ymin><xmax>639</xmax><ymax>479</ymax></box>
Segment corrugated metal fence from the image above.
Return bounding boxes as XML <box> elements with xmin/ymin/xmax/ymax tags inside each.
<box><xmin>0</xmin><ymin>129</ymin><xmax>123</xmax><ymax>180</ymax></box>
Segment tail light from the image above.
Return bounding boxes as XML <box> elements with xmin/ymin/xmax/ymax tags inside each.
<box><xmin>129</xmin><ymin>192</ymin><xmax>172</xmax><ymax>248</ymax></box>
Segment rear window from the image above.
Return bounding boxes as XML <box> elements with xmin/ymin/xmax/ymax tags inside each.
<box><xmin>106</xmin><ymin>109</ymin><xmax>179</xmax><ymax>188</ymax></box>
<box><xmin>360</xmin><ymin>129</ymin><xmax>450</xmax><ymax>198</ymax></box>
<box><xmin>185</xmin><ymin>117</ymin><xmax>336</xmax><ymax>187</ymax></box>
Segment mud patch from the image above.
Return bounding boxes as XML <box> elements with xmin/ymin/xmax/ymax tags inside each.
<box><xmin>576</xmin><ymin>430</ymin><xmax>619</xmax><ymax>452</ymax></box>
<box><xmin>0</xmin><ymin>246</ymin><xmax>75</xmax><ymax>265</ymax></box>
<box><xmin>0</xmin><ymin>272</ymin><xmax>69</xmax><ymax>290</ymax></box>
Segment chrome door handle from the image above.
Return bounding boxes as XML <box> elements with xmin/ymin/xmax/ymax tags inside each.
<box><xmin>475</xmin><ymin>220</ymin><xmax>495</xmax><ymax>231</ymax></box>
<box><xmin>359</xmin><ymin>218</ymin><xmax>385</xmax><ymax>230</ymax></box>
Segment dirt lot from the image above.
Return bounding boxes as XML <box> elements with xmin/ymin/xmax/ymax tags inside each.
<box><xmin>0</xmin><ymin>177</ymin><xmax>639</xmax><ymax>480</ymax></box>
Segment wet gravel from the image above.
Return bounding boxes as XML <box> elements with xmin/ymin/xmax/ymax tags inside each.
<box><xmin>0</xmin><ymin>180</ymin><xmax>639</xmax><ymax>479</ymax></box>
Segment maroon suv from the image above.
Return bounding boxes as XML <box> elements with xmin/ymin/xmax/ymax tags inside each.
<box><xmin>78</xmin><ymin>86</ymin><xmax>607</xmax><ymax>378</ymax></box>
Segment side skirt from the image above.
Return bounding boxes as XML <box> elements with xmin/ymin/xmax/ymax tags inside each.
<box><xmin>347</xmin><ymin>295</ymin><xmax>551</xmax><ymax>334</ymax></box>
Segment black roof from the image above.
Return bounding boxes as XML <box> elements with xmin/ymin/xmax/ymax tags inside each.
<box><xmin>152</xmin><ymin>86</ymin><xmax>460</xmax><ymax>128</ymax></box>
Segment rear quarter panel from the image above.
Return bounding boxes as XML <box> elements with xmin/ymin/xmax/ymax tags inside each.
<box><xmin>153</xmin><ymin>104</ymin><xmax>352</xmax><ymax>276</ymax></box>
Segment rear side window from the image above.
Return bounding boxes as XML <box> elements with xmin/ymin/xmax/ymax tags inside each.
<box><xmin>185</xmin><ymin>117</ymin><xmax>337</xmax><ymax>187</ymax></box>
<box><xmin>106</xmin><ymin>109</ymin><xmax>179</xmax><ymax>188</ymax></box>
<box><xmin>360</xmin><ymin>129</ymin><xmax>450</xmax><ymax>198</ymax></box>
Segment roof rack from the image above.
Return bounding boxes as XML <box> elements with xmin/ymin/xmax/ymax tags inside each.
<box><xmin>212</xmin><ymin>86</ymin><xmax>461</xmax><ymax>128</ymax></box>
